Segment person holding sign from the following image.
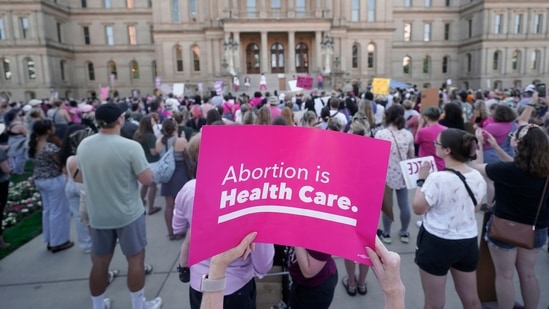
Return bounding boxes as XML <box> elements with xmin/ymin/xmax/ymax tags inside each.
<box><xmin>375</xmin><ymin>105</ymin><xmax>415</xmax><ymax>244</ymax></box>
<box><xmin>415</xmin><ymin>107</ymin><xmax>447</xmax><ymax>171</ymax></box>
<box><xmin>412</xmin><ymin>128</ymin><xmax>486</xmax><ymax>309</ymax></box>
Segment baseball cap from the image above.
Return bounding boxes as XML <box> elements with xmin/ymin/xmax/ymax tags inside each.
<box><xmin>95</xmin><ymin>103</ymin><xmax>124</xmax><ymax>125</ymax></box>
<box><xmin>524</xmin><ymin>84</ymin><xmax>536</xmax><ymax>93</ymax></box>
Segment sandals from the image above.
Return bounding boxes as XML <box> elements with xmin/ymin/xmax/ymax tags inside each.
<box><xmin>147</xmin><ymin>206</ymin><xmax>162</xmax><ymax>216</ymax></box>
<box><xmin>357</xmin><ymin>283</ymin><xmax>367</xmax><ymax>295</ymax></box>
<box><xmin>107</xmin><ymin>269</ymin><xmax>119</xmax><ymax>286</ymax></box>
<box><xmin>342</xmin><ymin>276</ymin><xmax>357</xmax><ymax>296</ymax></box>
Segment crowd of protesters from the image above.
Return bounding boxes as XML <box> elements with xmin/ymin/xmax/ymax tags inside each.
<box><xmin>0</xmin><ymin>80</ymin><xmax>548</xmax><ymax>308</ymax></box>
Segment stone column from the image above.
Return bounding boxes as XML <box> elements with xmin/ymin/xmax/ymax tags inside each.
<box><xmin>315</xmin><ymin>31</ymin><xmax>322</xmax><ymax>72</ymax></box>
<box><xmin>288</xmin><ymin>31</ymin><xmax>295</xmax><ymax>74</ymax></box>
<box><xmin>261</xmin><ymin>31</ymin><xmax>268</xmax><ymax>73</ymax></box>
<box><xmin>234</xmin><ymin>32</ymin><xmax>241</xmax><ymax>74</ymax></box>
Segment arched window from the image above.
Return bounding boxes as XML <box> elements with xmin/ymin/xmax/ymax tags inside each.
<box><xmin>246</xmin><ymin>43</ymin><xmax>260</xmax><ymax>74</ymax></box>
<box><xmin>367</xmin><ymin>43</ymin><xmax>375</xmax><ymax>69</ymax></box>
<box><xmin>130</xmin><ymin>60</ymin><xmax>139</xmax><ymax>79</ymax></box>
<box><xmin>466</xmin><ymin>53</ymin><xmax>472</xmax><ymax>73</ymax></box>
<box><xmin>513</xmin><ymin>80</ymin><xmax>522</xmax><ymax>88</ymax></box>
<box><xmin>107</xmin><ymin>60</ymin><xmax>117</xmax><ymax>79</ymax></box>
<box><xmin>271</xmin><ymin>43</ymin><xmax>284</xmax><ymax>73</ymax></box>
<box><xmin>512</xmin><ymin>50</ymin><xmax>520</xmax><ymax>71</ymax></box>
<box><xmin>2</xmin><ymin>58</ymin><xmax>11</xmax><ymax>80</ymax></box>
<box><xmin>493</xmin><ymin>80</ymin><xmax>502</xmax><ymax>89</ymax></box>
<box><xmin>60</xmin><ymin>60</ymin><xmax>66</xmax><ymax>81</ymax></box>
<box><xmin>175</xmin><ymin>45</ymin><xmax>183</xmax><ymax>72</ymax></box>
<box><xmin>493</xmin><ymin>51</ymin><xmax>500</xmax><ymax>70</ymax></box>
<box><xmin>192</xmin><ymin>45</ymin><xmax>200</xmax><ymax>71</ymax></box>
<box><xmin>352</xmin><ymin>44</ymin><xmax>359</xmax><ymax>69</ymax></box>
<box><xmin>531</xmin><ymin>50</ymin><xmax>540</xmax><ymax>70</ymax></box>
<box><xmin>442</xmin><ymin>56</ymin><xmax>449</xmax><ymax>73</ymax></box>
<box><xmin>423</xmin><ymin>56</ymin><xmax>431</xmax><ymax>74</ymax></box>
<box><xmin>87</xmin><ymin>62</ymin><xmax>95</xmax><ymax>81</ymax></box>
<box><xmin>295</xmin><ymin>43</ymin><xmax>309</xmax><ymax>73</ymax></box>
<box><xmin>403</xmin><ymin>56</ymin><xmax>411</xmax><ymax>74</ymax></box>
<box><xmin>25</xmin><ymin>58</ymin><xmax>36</xmax><ymax>80</ymax></box>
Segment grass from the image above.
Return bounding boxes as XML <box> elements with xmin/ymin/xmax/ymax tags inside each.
<box><xmin>0</xmin><ymin>210</ymin><xmax>42</xmax><ymax>260</ymax></box>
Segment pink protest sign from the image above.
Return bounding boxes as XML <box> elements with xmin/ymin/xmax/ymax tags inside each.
<box><xmin>188</xmin><ymin>125</ymin><xmax>390</xmax><ymax>266</ymax></box>
<box><xmin>100</xmin><ymin>87</ymin><xmax>110</xmax><ymax>101</ymax></box>
<box><xmin>296</xmin><ymin>75</ymin><xmax>314</xmax><ymax>90</ymax></box>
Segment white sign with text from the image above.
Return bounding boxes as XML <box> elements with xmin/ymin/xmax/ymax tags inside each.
<box><xmin>399</xmin><ymin>156</ymin><xmax>437</xmax><ymax>189</ymax></box>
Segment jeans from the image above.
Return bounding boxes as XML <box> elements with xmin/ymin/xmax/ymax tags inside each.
<box><xmin>35</xmin><ymin>175</ymin><xmax>71</xmax><ymax>247</ymax></box>
<box><xmin>65</xmin><ymin>177</ymin><xmax>91</xmax><ymax>250</ymax></box>
<box><xmin>382</xmin><ymin>188</ymin><xmax>411</xmax><ymax>235</ymax></box>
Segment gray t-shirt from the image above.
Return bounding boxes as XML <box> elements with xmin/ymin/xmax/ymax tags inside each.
<box><xmin>77</xmin><ymin>133</ymin><xmax>149</xmax><ymax>229</ymax></box>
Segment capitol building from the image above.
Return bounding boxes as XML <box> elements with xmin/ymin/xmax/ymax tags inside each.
<box><xmin>0</xmin><ymin>0</ymin><xmax>548</xmax><ymax>100</ymax></box>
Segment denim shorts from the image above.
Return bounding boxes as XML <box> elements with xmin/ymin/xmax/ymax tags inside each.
<box><xmin>485</xmin><ymin>214</ymin><xmax>548</xmax><ymax>250</ymax></box>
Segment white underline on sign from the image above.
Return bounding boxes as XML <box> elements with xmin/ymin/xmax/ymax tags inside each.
<box><xmin>217</xmin><ymin>205</ymin><xmax>357</xmax><ymax>226</ymax></box>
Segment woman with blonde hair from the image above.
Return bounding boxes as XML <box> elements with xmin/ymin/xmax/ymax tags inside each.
<box><xmin>471</xmin><ymin>100</ymin><xmax>489</xmax><ymax>127</ymax></box>
<box><xmin>255</xmin><ymin>106</ymin><xmax>272</xmax><ymax>125</ymax></box>
<box><xmin>299</xmin><ymin>110</ymin><xmax>319</xmax><ymax>128</ymax></box>
<box><xmin>280</xmin><ymin>107</ymin><xmax>295</xmax><ymax>126</ymax></box>
<box><xmin>359</xmin><ymin>99</ymin><xmax>377</xmax><ymax>137</ymax></box>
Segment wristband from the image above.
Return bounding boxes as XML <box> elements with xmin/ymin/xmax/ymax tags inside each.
<box><xmin>200</xmin><ymin>274</ymin><xmax>226</xmax><ymax>292</ymax></box>
<box><xmin>416</xmin><ymin>179</ymin><xmax>425</xmax><ymax>187</ymax></box>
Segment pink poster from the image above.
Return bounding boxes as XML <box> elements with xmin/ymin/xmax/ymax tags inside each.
<box><xmin>100</xmin><ymin>87</ymin><xmax>110</xmax><ymax>101</ymax></box>
<box><xmin>188</xmin><ymin>125</ymin><xmax>391</xmax><ymax>266</ymax></box>
<box><xmin>296</xmin><ymin>75</ymin><xmax>314</xmax><ymax>90</ymax></box>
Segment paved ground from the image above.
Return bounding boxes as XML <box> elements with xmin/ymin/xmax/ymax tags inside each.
<box><xmin>1</xmin><ymin>191</ymin><xmax>549</xmax><ymax>309</ymax></box>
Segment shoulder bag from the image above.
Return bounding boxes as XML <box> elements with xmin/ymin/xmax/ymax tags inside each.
<box><xmin>489</xmin><ymin>177</ymin><xmax>549</xmax><ymax>249</ymax></box>
<box><xmin>151</xmin><ymin>139</ymin><xmax>176</xmax><ymax>184</ymax></box>
<box><xmin>443</xmin><ymin>168</ymin><xmax>478</xmax><ymax>207</ymax></box>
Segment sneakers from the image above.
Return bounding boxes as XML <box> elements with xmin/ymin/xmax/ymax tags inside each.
<box><xmin>103</xmin><ymin>298</ymin><xmax>111</xmax><ymax>309</ymax></box>
<box><xmin>380</xmin><ymin>232</ymin><xmax>392</xmax><ymax>244</ymax></box>
<box><xmin>400</xmin><ymin>232</ymin><xmax>410</xmax><ymax>244</ymax></box>
<box><xmin>416</xmin><ymin>220</ymin><xmax>423</xmax><ymax>228</ymax></box>
<box><xmin>144</xmin><ymin>297</ymin><xmax>162</xmax><ymax>309</ymax></box>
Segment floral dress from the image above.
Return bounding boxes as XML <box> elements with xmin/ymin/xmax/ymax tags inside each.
<box><xmin>375</xmin><ymin>128</ymin><xmax>414</xmax><ymax>189</ymax></box>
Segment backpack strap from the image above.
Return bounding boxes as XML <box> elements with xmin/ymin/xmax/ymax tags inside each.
<box><xmin>444</xmin><ymin>168</ymin><xmax>477</xmax><ymax>207</ymax></box>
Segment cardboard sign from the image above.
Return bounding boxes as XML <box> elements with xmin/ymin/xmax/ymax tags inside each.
<box><xmin>287</xmin><ymin>80</ymin><xmax>303</xmax><ymax>92</ymax></box>
<box><xmin>159</xmin><ymin>84</ymin><xmax>172</xmax><ymax>95</ymax></box>
<box><xmin>420</xmin><ymin>88</ymin><xmax>440</xmax><ymax>112</ymax></box>
<box><xmin>313</xmin><ymin>96</ymin><xmax>331</xmax><ymax>117</ymax></box>
<box><xmin>189</xmin><ymin>125</ymin><xmax>391</xmax><ymax>266</ymax></box>
<box><xmin>399</xmin><ymin>156</ymin><xmax>437</xmax><ymax>189</ymax></box>
<box><xmin>173</xmin><ymin>83</ymin><xmax>185</xmax><ymax>96</ymax></box>
<box><xmin>372</xmin><ymin>78</ymin><xmax>390</xmax><ymax>95</ymax></box>
<box><xmin>296</xmin><ymin>76</ymin><xmax>314</xmax><ymax>90</ymax></box>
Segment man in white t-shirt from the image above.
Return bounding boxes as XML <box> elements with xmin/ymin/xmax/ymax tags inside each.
<box><xmin>165</xmin><ymin>93</ymin><xmax>180</xmax><ymax>111</ymax></box>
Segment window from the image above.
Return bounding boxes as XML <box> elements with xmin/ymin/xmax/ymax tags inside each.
<box><xmin>442</xmin><ymin>56</ymin><xmax>449</xmax><ymax>73</ymax></box>
<box><xmin>494</xmin><ymin>14</ymin><xmax>502</xmax><ymax>34</ymax></box>
<box><xmin>295</xmin><ymin>43</ymin><xmax>309</xmax><ymax>73</ymax></box>
<box><xmin>425</xmin><ymin>0</ymin><xmax>431</xmax><ymax>7</ymax></box>
<box><xmin>513</xmin><ymin>80</ymin><xmax>522</xmax><ymax>88</ymax></box>
<box><xmin>271</xmin><ymin>43</ymin><xmax>285</xmax><ymax>73</ymax></box>
<box><xmin>60</xmin><ymin>61</ymin><xmax>66</xmax><ymax>81</ymax></box>
<box><xmin>367</xmin><ymin>43</ymin><xmax>375</xmax><ymax>68</ymax></box>
<box><xmin>404</xmin><ymin>23</ymin><xmax>412</xmax><ymax>41</ymax></box>
<box><xmin>82</xmin><ymin>0</ymin><xmax>87</xmax><ymax>8</ymax></box>
<box><xmin>175</xmin><ymin>45</ymin><xmax>183</xmax><ymax>71</ymax></box>
<box><xmin>368</xmin><ymin>0</ymin><xmax>376</xmax><ymax>21</ymax></box>
<box><xmin>351</xmin><ymin>0</ymin><xmax>359</xmax><ymax>22</ymax></box>
<box><xmin>189</xmin><ymin>0</ymin><xmax>197</xmax><ymax>17</ymax></box>
<box><xmin>493</xmin><ymin>80</ymin><xmax>502</xmax><ymax>90</ymax></box>
<box><xmin>104</xmin><ymin>0</ymin><xmax>111</xmax><ymax>8</ymax></box>
<box><xmin>444</xmin><ymin>23</ymin><xmax>450</xmax><ymax>40</ymax></box>
<box><xmin>20</xmin><ymin>17</ymin><xmax>29</xmax><ymax>39</ymax></box>
<box><xmin>247</xmin><ymin>0</ymin><xmax>257</xmax><ymax>18</ymax></box>
<box><xmin>151</xmin><ymin>60</ymin><xmax>157</xmax><ymax>81</ymax></box>
<box><xmin>424</xmin><ymin>23</ymin><xmax>431</xmax><ymax>42</ymax></box>
<box><xmin>531</xmin><ymin>50</ymin><xmax>540</xmax><ymax>70</ymax></box>
<box><xmin>423</xmin><ymin>56</ymin><xmax>430</xmax><ymax>74</ymax></box>
<box><xmin>493</xmin><ymin>51</ymin><xmax>500</xmax><ymax>70</ymax></box>
<box><xmin>403</xmin><ymin>56</ymin><xmax>411</xmax><ymax>74</ymax></box>
<box><xmin>105</xmin><ymin>26</ymin><xmax>114</xmax><ymax>45</ymax></box>
<box><xmin>296</xmin><ymin>0</ymin><xmax>306</xmax><ymax>17</ymax></box>
<box><xmin>534</xmin><ymin>14</ymin><xmax>543</xmax><ymax>34</ymax></box>
<box><xmin>126</xmin><ymin>0</ymin><xmax>134</xmax><ymax>8</ymax></box>
<box><xmin>512</xmin><ymin>50</ymin><xmax>519</xmax><ymax>71</ymax></box>
<box><xmin>463</xmin><ymin>81</ymin><xmax>469</xmax><ymax>90</ymax></box>
<box><xmin>108</xmin><ymin>61</ymin><xmax>117</xmax><ymax>79</ymax></box>
<box><xmin>3</xmin><ymin>59</ymin><xmax>11</xmax><ymax>80</ymax></box>
<box><xmin>87</xmin><ymin>62</ymin><xmax>95</xmax><ymax>80</ymax></box>
<box><xmin>192</xmin><ymin>46</ymin><xmax>200</xmax><ymax>71</ymax></box>
<box><xmin>467</xmin><ymin>19</ymin><xmax>472</xmax><ymax>38</ymax></box>
<box><xmin>445</xmin><ymin>0</ymin><xmax>450</xmax><ymax>7</ymax></box>
<box><xmin>57</xmin><ymin>23</ymin><xmax>62</xmax><ymax>42</ymax></box>
<box><xmin>466</xmin><ymin>53</ymin><xmax>471</xmax><ymax>73</ymax></box>
<box><xmin>172</xmin><ymin>0</ymin><xmax>180</xmax><ymax>22</ymax></box>
<box><xmin>246</xmin><ymin>43</ymin><xmax>260</xmax><ymax>74</ymax></box>
<box><xmin>25</xmin><ymin>58</ymin><xmax>36</xmax><ymax>80</ymax></box>
<box><xmin>130</xmin><ymin>60</ymin><xmax>139</xmax><ymax>79</ymax></box>
<box><xmin>0</xmin><ymin>18</ymin><xmax>5</xmax><ymax>40</ymax></box>
<box><xmin>272</xmin><ymin>0</ymin><xmax>281</xmax><ymax>8</ymax></box>
<box><xmin>150</xmin><ymin>25</ymin><xmax>154</xmax><ymax>43</ymax></box>
<box><xmin>514</xmin><ymin>14</ymin><xmax>522</xmax><ymax>33</ymax></box>
<box><xmin>83</xmin><ymin>26</ymin><xmax>90</xmax><ymax>45</ymax></box>
<box><xmin>404</xmin><ymin>0</ymin><xmax>411</xmax><ymax>7</ymax></box>
<box><xmin>128</xmin><ymin>25</ymin><xmax>136</xmax><ymax>45</ymax></box>
<box><xmin>352</xmin><ymin>44</ymin><xmax>359</xmax><ymax>69</ymax></box>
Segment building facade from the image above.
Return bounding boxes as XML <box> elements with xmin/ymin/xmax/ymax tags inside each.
<box><xmin>0</xmin><ymin>0</ymin><xmax>548</xmax><ymax>101</ymax></box>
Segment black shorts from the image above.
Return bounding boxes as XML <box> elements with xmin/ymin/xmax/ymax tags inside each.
<box><xmin>415</xmin><ymin>225</ymin><xmax>479</xmax><ymax>276</ymax></box>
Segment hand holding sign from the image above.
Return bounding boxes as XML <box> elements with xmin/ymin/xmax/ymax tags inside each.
<box><xmin>399</xmin><ymin>156</ymin><xmax>437</xmax><ymax>189</ymax></box>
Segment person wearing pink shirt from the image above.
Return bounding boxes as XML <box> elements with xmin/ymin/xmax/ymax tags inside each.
<box><xmin>267</xmin><ymin>96</ymin><xmax>281</xmax><ymax>119</ymax></box>
<box><xmin>415</xmin><ymin>107</ymin><xmax>447</xmax><ymax>171</ymax></box>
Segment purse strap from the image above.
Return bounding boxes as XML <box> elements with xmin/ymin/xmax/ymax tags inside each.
<box><xmin>443</xmin><ymin>167</ymin><xmax>477</xmax><ymax>207</ymax></box>
<box><xmin>532</xmin><ymin>177</ymin><xmax>549</xmax><ymax>227</ymax></box>
<box><xmin>389</xmin><ymin>129</ymin><xmax>404</xmax><ymax>161</ymax></box>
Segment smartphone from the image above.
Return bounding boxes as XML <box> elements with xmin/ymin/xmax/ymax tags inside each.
<box><xmin>536</xmin><ymin>83</ymin><xmax>546</xmax><ymax>97</ymax></box>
